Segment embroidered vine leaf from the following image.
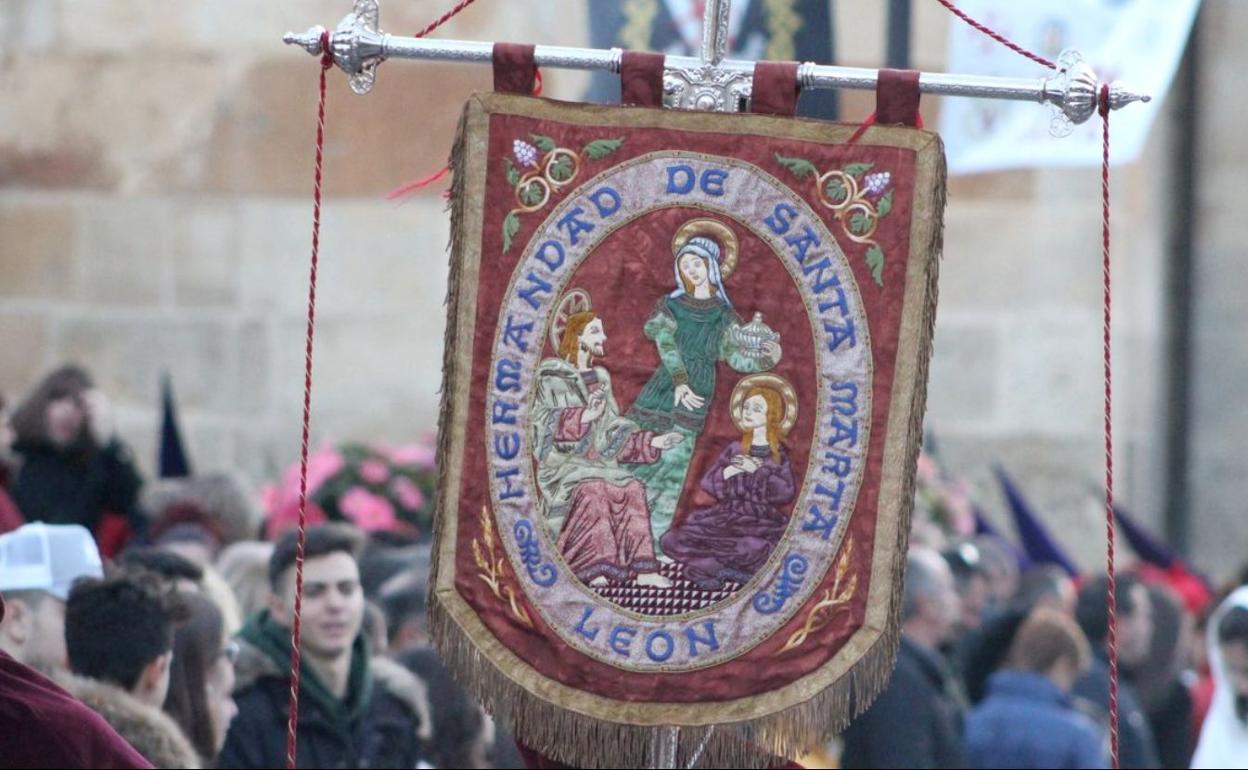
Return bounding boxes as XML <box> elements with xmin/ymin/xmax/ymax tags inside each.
<box><xmin>548</xmin><ymin>155</ymin><xmax>575</xmax><ymax>181</ymax></box>
<box><xmin>844</xmin><ymin>162</ymin><xmax>874</xmax><ymax>178</ymax></box>
<box><xmin>518</xmin><ymin>182</ymin><xmax>544</xmax><ymax>207</ymax></box>
<box><xmin>849</xmin><ymin>211</ymin><xmax>872</xmax><ymax>236</ymax></box>
<box><xmin>877</xmin><ymin>190</ymin><xmax>894</xmax><ymax>217</ymax></box>
<box><xmin>824</xmin><ymin>177</ymin><xmax>849</xmax><ymax>205</ymax></box>
<box><xmin>504</xmin><ymin>158</ymin><xmax>521</xmax><ymax>188</ymax></box>
<box><xmin>583</xmin><ymin>138</ymin><xmax>624</xmax><ymax>159</ymax></box>
<box><xmin>529</xmin><ymin>133</ymin><xmax>557</xmax><ymax>153</ymax></box>
<box><xmin>502</xmin><ymin>211</ymin><xmax>521</xmax><ymax>253</ymax></box>
<box><xmin>775</xmin><ymin>153</ymin><xmax>818</xmax><ymax>179</ymax></box>
<box><xmin>865</xmin><ymin>244</ymin><xmax>885</xmax><ymax>286</ymax></box>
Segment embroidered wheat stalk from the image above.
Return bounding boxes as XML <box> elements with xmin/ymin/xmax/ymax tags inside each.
<box><xmin>472</xmin><ymin>505</ymin><xmax>534</xmax><ymax>628</ymax></box>
<box><xmin>781</xmin><ymin>538</ymin><xmax>857</xmax><ymax>652</ymax></box>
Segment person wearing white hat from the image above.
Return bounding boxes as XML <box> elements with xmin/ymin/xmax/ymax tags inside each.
<box><xmin>0</xmin><ymin>521</ymin><xmax>104</xmax><ymax>673</ymax></box>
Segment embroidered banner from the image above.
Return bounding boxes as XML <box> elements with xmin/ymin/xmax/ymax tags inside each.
<box><xmin>431</xmin><ymin>93</ymin><xmax>945</xmax><ymax>767</ymax></box>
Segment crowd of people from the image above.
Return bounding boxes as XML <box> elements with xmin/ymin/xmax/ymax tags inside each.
<box><xmin>1</xmin><ymin>364</ymin><xmax>1245</xmax><ymax>769</ymax></box>
<box><xmin>838</xmin><ymin>542</ymin><xmax>1248</xmax><ymax>769</ymax></box>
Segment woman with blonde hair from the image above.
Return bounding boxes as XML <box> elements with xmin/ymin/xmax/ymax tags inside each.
<box><xmin>659</xmin><ymin>375</ymin><xmax>797</xmax><ymax>589</ymax></box>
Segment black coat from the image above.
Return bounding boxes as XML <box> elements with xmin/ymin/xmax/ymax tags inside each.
<box><xmin>841</xmin><ymin>636</ymin><xmax>969</xmax><ymax>769</ymax></box>
<box><xmin>218</xmin><ymin>635</ymin><xmax>431</xmax><ymax>769</ymax></box>
<box><xmin>12</xmin><ymin>438</ymin><xmax>143</xmax><ymax>535</ymax></box>
<box><xmin>1073</xmin><ymin>657</ymin><xmax>1161</xmax><ymax>770</ymax></box>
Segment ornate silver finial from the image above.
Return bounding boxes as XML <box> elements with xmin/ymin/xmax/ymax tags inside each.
<box><xmin>283</xmin><ymin>0</ymin><xmax>385</xmax><ymax>95</ymax></box>
<box><xmin>1108</xmin><ymin>82</ymin><xmax>1151</xmax><ymax>111</ymax></box>
<box><xmin>335</xmin><ymin>0</ymin><xmax>385</xmax><ymax>95</ymax></box>
<box><xmin>283</xmin><ymin>25</ymin><xmax>327</xmax><ymax>57</ymax></box>
<box><xmin>1046</xmin><ymin>49</ymin><xmax>1097</xmax><ymax>137</ymax></box>
<box><xmin>1044</xmin><ymin>49</ymin><xmax>1153</xmax><ymax>137</ymax></box>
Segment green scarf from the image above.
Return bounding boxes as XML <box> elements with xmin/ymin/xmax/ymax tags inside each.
<box><xmin>239</xmin><ymin>610</ymin><xmax>374</xmax><ymax>736</ymax></box>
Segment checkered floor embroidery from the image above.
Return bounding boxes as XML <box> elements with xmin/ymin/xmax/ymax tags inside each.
<box><xmin>590</xmin><ymin>561</ymin><xmax>742</xmax><ymax>615</ymax></box>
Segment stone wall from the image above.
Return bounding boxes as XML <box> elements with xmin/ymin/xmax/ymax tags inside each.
<box><xmin>1</xmin><ymin>1</ymin><xmax>1242</xmax><ymax>579</ymax></box>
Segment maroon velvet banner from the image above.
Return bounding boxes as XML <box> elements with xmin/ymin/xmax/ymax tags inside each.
<box><xmin>431</xmin><ymin>93</ymin><xmax>945</xmax><ymax>767</ymax></box>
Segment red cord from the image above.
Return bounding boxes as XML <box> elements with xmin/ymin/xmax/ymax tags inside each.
<box><xmin>1099</xmin><ymin>84</ymin><xmax>1119</xmax><ymax>770</ymax></box>
<box><xmin>933</xmin><ymin>2</ymin><xmax>1118</xmax><ymax>766</ymax></box>
<box><xmin>847</xmin><ymin>110</ymin><xmax>924</xmax><ymax>144</ymax></box>
<box><xmin>387</xmin><ymin>66</ymin><xmax>543</xmax><ymax>201</ymax></box>
<box><xmin>386</xmin><ymin>165</ymin><xmax>452</xmax><ymax>200</ymax></box>
<box><xmin>413</xmin><ymin>0</ymin><xmax>479</xmax><ymax>39</ymax></box>
<box><xmin>284</xmin><ymin>30</ymin><xmax>332</xmax><ymax>770</ymax></box>
<box><xmin>931</xmin><ymin>0</ymin><xmax>1056</xmax><ymax>69</ymax></box>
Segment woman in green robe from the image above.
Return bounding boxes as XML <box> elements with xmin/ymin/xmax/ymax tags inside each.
<box><xmin>626</xmin><ymin>228</ymin><xmax>781</xmax><ymax>556</ymax></box>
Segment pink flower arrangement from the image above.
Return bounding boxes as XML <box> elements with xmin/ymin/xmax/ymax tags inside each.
<box><xmin>339</xmin><ymin>487</ymin><xmax>397</xmax><ymax>531</ymax></box>
<box><xmin>262</xmin><ymin>438</ymin><xmax>438</xmax><ymax>538</ymax></box>
<box><xmin>359</xmin><ymin>458</ymin><xmax>391</xmax><ymax>485</ymax></box>
<box><xmin>391</xmin><ymin>475</ymin><xmax>425</xmax><ymax>512</ymax></box>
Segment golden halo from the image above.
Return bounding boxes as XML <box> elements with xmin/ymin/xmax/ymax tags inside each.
<box><xmin>549</xmin><ymin>289</ymin><xmax>593</xmax><ymax>352</ymax></box>
<box><xmin>671</xmin><ymin>218</ymin><xmax>739</xmax><ymax>280</ymax></box>
<box><xmin>730</xmin><ymin>374</ymin><xmax>798</xmax><ymax>436</ymax></box>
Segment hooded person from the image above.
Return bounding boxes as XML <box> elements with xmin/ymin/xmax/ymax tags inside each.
<box><xmin>1191</xmin><ymin>587</ymin><xmax>1248</xmax><ymax>769</ymax></box>
<box><xmin>218</xmin><ymin>524</ymin><xmax>431</xmax><ymax>769</ymax></box>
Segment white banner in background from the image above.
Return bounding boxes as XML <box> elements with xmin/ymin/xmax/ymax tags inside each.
<box><xmin>938</xmin><ymin>0</ymin><xmax>1201</xmax><ymax>174</ymax></box>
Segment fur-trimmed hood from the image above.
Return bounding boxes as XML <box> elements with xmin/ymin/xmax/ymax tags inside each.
<box><xmin>232</xmin><ymin>631</ymin><xmax>432</xmax><ymax>741</ymax></box>
<box><xmin>58</xmin><ymin>672</ymin><xmax>201</xmax><ymax>769</ymax></box>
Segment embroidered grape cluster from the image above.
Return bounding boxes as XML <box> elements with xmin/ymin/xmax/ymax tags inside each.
<box><xmin>863</xmin><ymin>171</ymin><xmax>891</xmax><ymax>197</ymax></box>
<box><xmin>513</xmin><ymin>139</ymin><xmax>539</xmax><ymax>168</ymax></box>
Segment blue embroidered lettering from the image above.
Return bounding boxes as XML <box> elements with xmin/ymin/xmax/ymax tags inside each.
<box><xmin>827</xmin><ymin>415</ymin><xmax>859</xmax><ymax>448</ymax></box>
<box><xmin>784</xmin><ymin>226</ymin><xmax>821</xmax><ymax>264</ymax></box>
<box><xmin>517</xmin><ymin>272</ymin><xmax>552</xmax><ymax>310</ymax></box>
<box><xmin>494</xmin><ymin>431</ymin><xmax>521</xmax><ymax>460</ymax></box>
<box><xmin>828</xmin><ymin>382</ymin><xmax>859</xmax><ymax>416</ymax></box>
<box><xmin>822</xmin><ymin>451</ymin><xmax>852</xmax><ymax>478</ymax></box>
<box><xmin>495</xmin><ymin>467</ymin><xmax>524</xmax><ymax>500</ymax></box>
<box><xmin>824</xmin><ymin>319</ymin><xmax>857</xmax><ymax>352</ymax></box>
<box><xmin>535</xmin><ymin>239</ymin><xmax>567</xmax><ymax>270</ymax></box>
<box><xmin>665</xmin><ymin>164</ymin><xmax>696</xmax><ymax>194</ymax></box>
<box><xmin>588</xmin><ymin>186</ymin><xmax>622</xmax><ymax>218</ymax></box>
<box><xmin>803</xmin><ymin>257</ymin><xmax>842</xmax><ymax>296</ymax></box>
<box><xmin>494</xmin><ymin>358</ymin><xmax>522</xmax><ymax>392</ymax></box>
<box><xmin>684</xmin><ymin>621</ymin><xmax>720</xmax><ymax>656</ymax></box>
<box><xmin>492</xmin><ymin>399</ymin><xmax>520</xmax><ymax>425</ymax></box>
<box><xmin>764</xmin><ymin>202</ymin><xmax>798</xmax><ymax>235</ymax></box>
<box><xmin>644</xmin><ymin>630</ymin><xmax>675</xmax><ymax>662</ymax></box>
<box><xmin>574</xmin><ymin>607</ymin><xmax>599</xmax><ymax>641</ymax></box>
<box><xmin>502</xmin><ymin>315</ymin><xmax>533</xmax><ymax>353</ymax></box>
<box><xmin>555</xmin><ymin>210</ymin><xmax>593</xmax><ymax>248</ymax></box>
<box><xmin>700</xmin><ymin>168</ymin><xmax>728</xmax><ymax>196</ymax></box>
<box><xmin>609</xmin><ymin>625</ymin><xmax>637</xmax><ymax>656</ymax></box>
<box><xmin>803</xmin><ymin>500</ymin><xmax>840</xmax><ymax>540</ymax></box>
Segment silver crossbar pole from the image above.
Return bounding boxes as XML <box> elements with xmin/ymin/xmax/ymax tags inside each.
<box><xmin>286</xmin><ymin>2</ymin><xmax>1149</xmax><ymax>132</ymax></box>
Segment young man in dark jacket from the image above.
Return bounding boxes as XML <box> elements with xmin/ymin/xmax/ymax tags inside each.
<box><xmin>218</xmin><ymin>524</ymin><xmax>430</xmax><ymax>769</ymax></box>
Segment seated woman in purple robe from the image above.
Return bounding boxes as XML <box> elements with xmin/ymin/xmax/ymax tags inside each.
<box><xmin>660</xmin><ymin>379</ymin><xmax>797</xmax><ymax>589</ymax></box>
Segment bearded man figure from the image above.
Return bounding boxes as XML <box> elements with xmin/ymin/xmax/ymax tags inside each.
<box><xmin>531</xmin><ymin>293</ymin><xmax>683</xmax><ymax>588</ymax></box>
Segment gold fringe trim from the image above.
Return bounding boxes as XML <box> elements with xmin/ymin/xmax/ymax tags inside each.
<box><xmin>429</xmin><ymin>99</ymin><xmax>946</xmax><ymax>766</ymax></box>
